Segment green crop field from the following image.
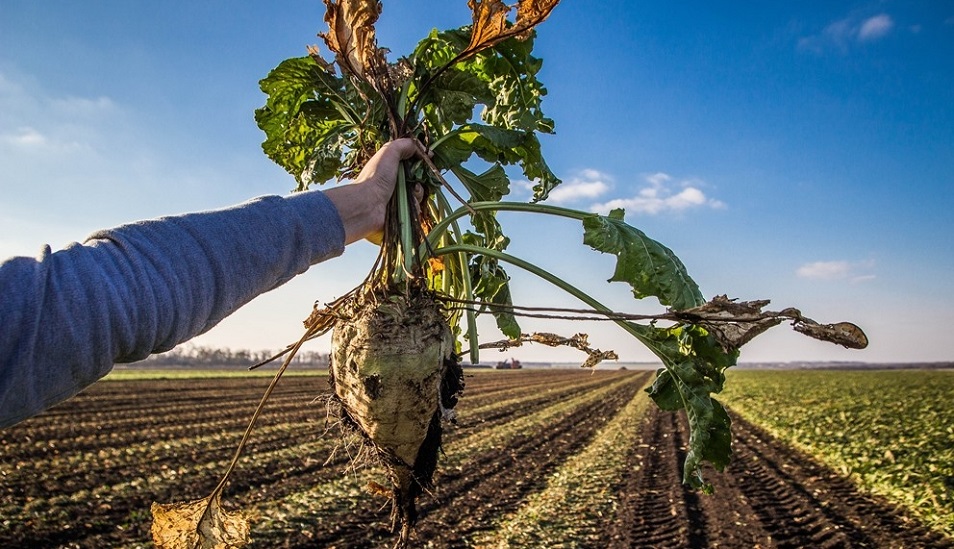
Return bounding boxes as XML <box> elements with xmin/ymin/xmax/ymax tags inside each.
<box><xmin>722</xmin><ymin>369</ymin><xmax>954</xmax><ymax>537</ymax></box>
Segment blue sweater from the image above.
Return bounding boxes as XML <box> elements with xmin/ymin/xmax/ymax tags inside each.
<box><xmin>0</xmin><ymin>191</ymin><xmax>345</xmax><ymax>428</ymax></box>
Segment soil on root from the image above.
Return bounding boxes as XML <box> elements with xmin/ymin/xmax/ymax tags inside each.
<box><xmin>605</xmin><ymin>405</ymin><xmax>953</xmax><ymax>549</ymax></box>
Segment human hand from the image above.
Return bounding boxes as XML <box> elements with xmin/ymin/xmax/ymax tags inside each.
<box><xmin>324</xmin><ymin>138</ymin><xmax>420</xmax><ymax>246</ymax></box>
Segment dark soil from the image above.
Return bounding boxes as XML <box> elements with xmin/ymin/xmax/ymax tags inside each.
<box><xmin>605</xmin><ymin>405</ymin><xmax>953</xmax><ymax>549</ymax></box>
<box><xmin>1</xmin><ymin>370</ymin><xmax>950</xmax><ymax>549</ymax></box>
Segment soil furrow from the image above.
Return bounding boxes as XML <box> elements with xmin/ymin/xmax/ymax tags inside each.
<box><xmin>606</xmin><ymin>406</ymin><xmax>699</xmax><ymax>548</ymax></box>
<box><xmin>413</xmin><ymin>374</ymin><xmax>648</xmax><ymax>547</ymax></box>
<box><xmin>5</xmin><ymin>370</ymin><xmax>951</xmax><ymax>549</ymax></box>
<box><xmin>605</xmin><ymin>405</ymin><xmax>953</xmax><ymax>549</ymax></box>
<box><xmin>718</xmin><ymin>413</ymin><xmax>953</xmax><ymax>549</ymax></box>
<box><xmin>253</xmin><ymin>373</ymin><xmax>646</xmax><ymax>547</ymax></box>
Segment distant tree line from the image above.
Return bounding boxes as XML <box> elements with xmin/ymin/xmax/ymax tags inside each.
<box><xmin>137</xmin><ymin>344</ymin><xmax>329</xmax><ymax>368</ymax></box>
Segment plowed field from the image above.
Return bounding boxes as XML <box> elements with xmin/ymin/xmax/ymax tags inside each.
<box><xmin>1</xmin><ymin>369</ymin><xmax>949</xmax><ymax>548</ymax></box>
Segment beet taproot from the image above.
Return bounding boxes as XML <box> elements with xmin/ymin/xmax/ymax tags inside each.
<box><xmin>329</xmin><ymin>286</ymin><xmax>463</xmax><ymax>546</ymax></box>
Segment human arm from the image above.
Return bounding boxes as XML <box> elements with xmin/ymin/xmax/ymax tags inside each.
<box><xmin>0</xmin><ymin>191</ymin><xmax>344</xmax><ymax>428</ymax></box>
<box><xmin>0</xmin><ymin>138</ymin><xmax>417</xmax><ymax>428</ymax></box>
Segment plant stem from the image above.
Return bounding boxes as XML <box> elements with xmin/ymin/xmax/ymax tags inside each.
<box><xmin>394</xmin><ymin>167</ymin><xmax>415</xmax><ymax>284</ymax></box>
<box><xmin>434</xmin><ymin>192</ymin><xmax>480</xmax><ymax>363</ymax></box>
<box><xmin>427</xmin><ymin>202</ymin><xmax>695</xmax><ymax>408</ymax></box>
<box><xmin>433</xmin><ymin>244</ymin><xmax>660</xmax><ymax>357</ymax></box>
<box><xmin>205</xmin><ymin>320</ymin><xmax>316</xmax><ymax>504</ymax></box>
<box><xmin>424</xmin><ymin>201</ymin><xmax>592</xmax><ymax>251</ymax></box>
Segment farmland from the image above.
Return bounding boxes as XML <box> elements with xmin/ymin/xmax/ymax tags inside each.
<box><xmin>721</xmin><ymin>369</ymin><xmax>954</xmax><ymax>538</ymax></box>
<box><xmin>1</xmin><ymin>368</ymin><xmax>952</xmax><ymax>548</ymax></box>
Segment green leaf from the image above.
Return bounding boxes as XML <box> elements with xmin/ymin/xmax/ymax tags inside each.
<box><xmin>460</xmin><ymin>124</ymin><xmax>527</xmax><ymax>159</ymax></box>
<box><xmin>466</xmin><ymin>250</ymin><xmax>521</xmax><ymax>339</ymax></box>
<box><xmin>583</xmin><ymin>209</ymin><xmax>704</xmax><ymax>310</ymax></box>
<box><xmin>255</xmin><ymin>58</ymin><xmax>343</xmax><ymax>186</ymax></box>
<box><xmin>462</xmin><ymin>34</ymin><xmax>560</xmax><ymax>201</ymax></box>
<box><xmin>431</xmin><ymin>132</ymin><xmax>473</xmax><ymax>170</ymax></box>
<box><xmin>414</xmin><ymin>28</ymin><xmax>561</xmax><ymax>201</ymax></box>
<box><xmin>464</xmin><ymin>33</ymin><xmax>551</xmax><ymax>134</ymax></box>
<box><xmin>514</xmin><ymin>133</ymin><xmax>560</xmax><ymax>202</ymax></box>
<box><xmin>422</xmin><ymin>68</ymin><xmax>494</xmax><ymax>133</ymax></box>
<box><xmin>632</xmin><ymin>322</ymin><xmax>737</xmax><ymax>491</ymax></box>
<box><xmin>453</xmin><ymin>166</ymin><xmax>510</xmax><ymax>254</ymax></box>
<box><xmin>255</xmin><ymin>56</ymin><xmax>378</xmax><ymax>190</ymax></box>
<box><xmin>411</xmin><ymin>28</ymin><xmax>469</xmax><ymax>71</ymax></box>
<box><xmin>458</xmin><ymin>125</ymin><xmax>560</xmax><ymax>202</ymax></box>
<box><xmin>456</xmin><ymin>180</ymin><xmax>516</xmax><ymax>337</ymax></box>
<box><xmin>646</xmin><ymin>368</ymin><xmax>685</xmax><ymax>412</ymax></box>
<box><xmin>451</xmin><ymin>163</ymin><xmax>510</xmax><ymax>203</ymax></box>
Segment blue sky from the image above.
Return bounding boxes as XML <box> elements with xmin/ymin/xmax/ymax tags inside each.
<box><xmin>2</xmin><ymin>1</ymin><xmax>952</xmax><ymax>364</ymax></box>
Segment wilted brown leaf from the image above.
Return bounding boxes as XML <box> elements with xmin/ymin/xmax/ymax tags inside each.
<box><xmin>516</xmin><ymin>0</ymin><xmax>561</xmax><ymax>33</ymax></box>
<box><xmin>465</xmin><ymin>0</ymin><xmax>512</xmax><ymax>53</ymax></box>
<box><xmin>793</xmin><ymin>320</ymin><xmax>869</xmax><ymax>350</ymax></box>
<box><xmin>679</xmin><ymin>295</ymin><xmax>784</xmax><ymax>351</ymax></box>
<box><xmin>306</xmin><ymin>44</ymin><xmax>336</xmax><ymax>73</ymax></box>
<box><xmin>462</xmin><ymin>0</ymin><xmax>560</xmax><ymax>58</ymax></box>
<box><xmin>479</xmin><ymin>331</ymin><xmax>617</xmax><ymax>368</ymax></box>
<box><xmin>321</xmin><ymin>0</ymin><xmax>385</xmax><ymax>81</ymax></box>
<box><xmin>151</xmin><ymin>495</ymin><xmax>250</xmax><ymax>549</ymax></box>
<box><xmin>677</xmin><ymin>295</ymin><xmax>868</xmax><ymax>351</ymax></box>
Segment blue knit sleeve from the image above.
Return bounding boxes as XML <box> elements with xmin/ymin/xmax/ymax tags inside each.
<box><xmin>0</xmin><ymin>190</ymin><xmax>345</xmax><ymax>428</ymax></box>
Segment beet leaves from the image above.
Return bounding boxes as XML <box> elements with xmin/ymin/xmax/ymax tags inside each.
<box><xmin>253</xmin><ymin>0</ymin><xmax>868</xmax><ymax>501</ymax></box>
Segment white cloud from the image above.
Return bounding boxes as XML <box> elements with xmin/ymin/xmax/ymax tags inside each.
<box><xmin>2</xmin><ymin>127</ymin><xmax>47</xmax><ymax>147</ymax></box>
<box><xmin>798</xmin><ymin>12</ymin><xmax>894</xmax><ymax>53</ymax></box>
<box><xmin>545</xmin><ymin>169</ymin><xmax>612</xmax><ymax>204</ymax></box>
<box><xmin>825</xmin><ymin>18</ymin><xmax>855</xmax><ymax>42</ymax></box>
<box><xmin>796</xmin><ymin>260</ymin><xmax>876</xmax><ymax>282</ymax></box>
<box><xmin>590</xmin><ymin>172</ymin><xmax>725</xmax><ymax>215</ymax></box>
<box><xmin>645</xmin><ymin>172</ymin><xmax>672</xmax><ymax>187</ymax></box>
<box><xmin>0</xmin><ymin>67</ymin><xmax>238</xmax><ymax>238</ymax></box>
<box><xmin>797</xmin><ymin>260</ymin><xmax>851</xmax><ymax>280</ymax></box>
<box><xmin>858</xmin><ymin>14</ymin><xmax>894</xmax><ymax>41</ymax></box>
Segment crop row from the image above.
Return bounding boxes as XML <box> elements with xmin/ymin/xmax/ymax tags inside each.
<box><xmin>473</xmin><ymin>379</ymin><xmax>653</xmax><ymax>547</ymax></box>
<box><xmin>720</xmin><ymin>369</ymin><xmax>954</xmax><ymax>537</ymax></box>
<box><xmin>0</xmin><ymin>369</ymin><xmax>641</xmax><ymax>548</ymax></box>
<box><xmin>243</xmin><ymin>371</ymin><xmax>646</xmax><ymax>547</ymax></box>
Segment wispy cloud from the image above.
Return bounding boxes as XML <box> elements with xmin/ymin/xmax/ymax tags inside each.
<box><xmin>796</xmin><ymin>260</ymin><xmax>876</xmax><ymax>282</ymax></box>
<box><xmin>0</xmin><ymin>69</ymin><xmax>119</xmax><ymax>153</ymax></box>
<box><xmin>798</xmin><ymin>13</ymin><xmax>895</xmax><ymax>53</ymax></box>
<box><xmin>0</xmin><ymin>67</ymin><xmax>227</xmax><ymax>235</ymax></box>
<box><xmin>590</xmin><ymin>172</ymin><xmax>725</xmax><ymax>216</ymax></box>
<box><xmin>1</xmin><ymin>127</ymin><xmax>47</xmax><ymax>147</ymax></box>
<box><xmin>0</xmin><ymin>126</ymin><xmax>89</xmax><ymax>153</ymax></box>
<box><xmin>858</xmin><ymin>14</ymin><xmax>894</xmax><ymax>41</ymax></box>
